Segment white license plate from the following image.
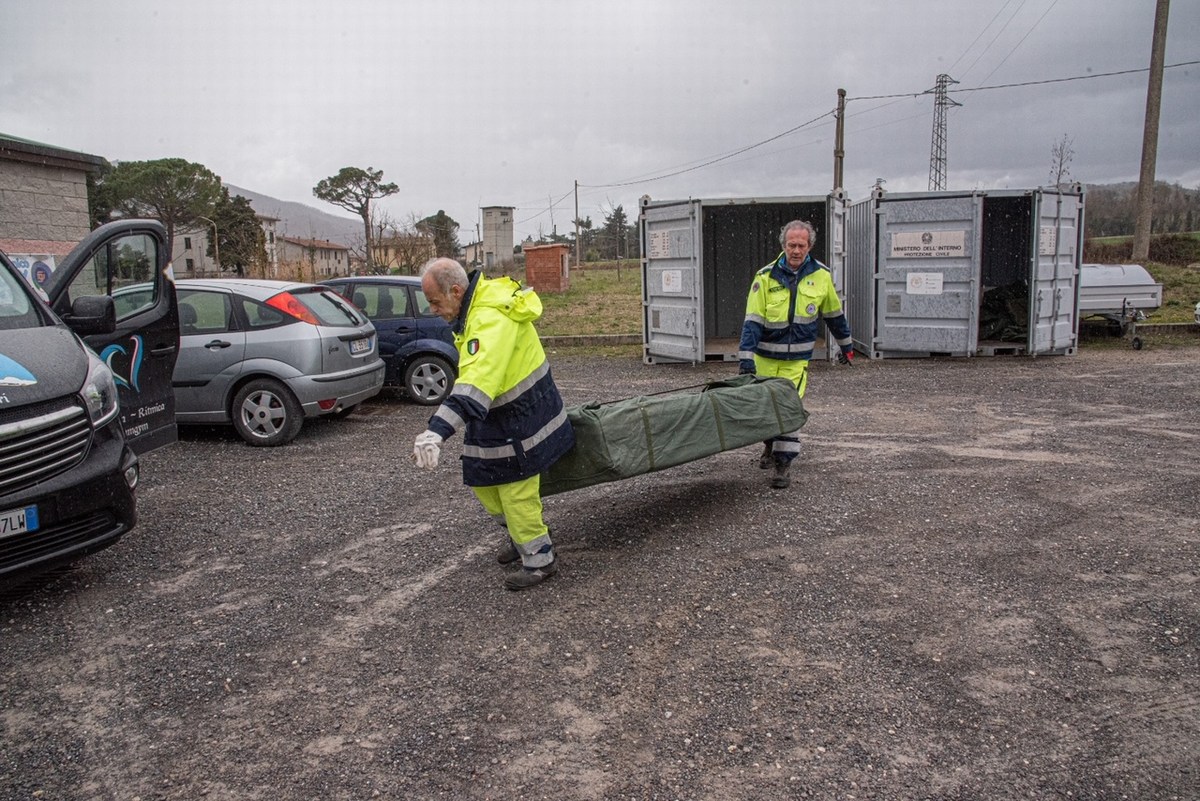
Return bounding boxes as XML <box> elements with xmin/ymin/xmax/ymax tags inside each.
<box><xmin>0</xmin><ymin>505</ymin><xmax>38</xmax><ymax>539</ymax></box>
<box><xmin>350</xmin><ymin>337</ymin><xmax>371</xmax><ymax>355</ymax></box>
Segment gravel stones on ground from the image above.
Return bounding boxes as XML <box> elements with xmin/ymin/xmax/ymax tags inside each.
<box><xmin>2</xmin><ymin>346</ymin><xmax>1198</xmax><ymax>800</ymax></box>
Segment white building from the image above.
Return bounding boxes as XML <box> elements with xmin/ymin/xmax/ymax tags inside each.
<box><xmin>481</xmin><ymin>206</ymin><xmax>514</xmax><ymax>269</ymax></box>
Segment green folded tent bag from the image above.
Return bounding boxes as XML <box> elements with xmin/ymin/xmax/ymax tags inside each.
<box><xmin>541</xmin><ymin>374</ymin><xmax>808</xmax><ymax>496</ymax></box>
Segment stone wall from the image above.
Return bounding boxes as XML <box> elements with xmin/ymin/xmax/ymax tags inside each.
<box><xmin>0</xmin><ymin>159</ymin><xmax>93</xmax><ymax>243</ymax></box>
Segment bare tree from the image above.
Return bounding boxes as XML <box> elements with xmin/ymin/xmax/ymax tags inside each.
<box><xmin>374</xmin><ymin>213</ymin><xmax>436</xmax><ymax>275</ymax></box>
<box><xmin>368</xmin><ymin>208</ymin><xmax>401</xmax><ymax>274</ymax></box>
<box><xmin>1049</xmin><ymin>134</ymin><xmax>1075</xmax><ymax>189</ymax></box>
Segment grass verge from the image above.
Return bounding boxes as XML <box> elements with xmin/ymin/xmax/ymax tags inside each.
<box><xmin>533</xmin><ymin>263</ymin><xmax>642</xmax><ymax>337</ymax></box>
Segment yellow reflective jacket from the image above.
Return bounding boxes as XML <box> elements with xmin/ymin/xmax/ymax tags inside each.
<box><xmin>428</xmin><ymin>272</ymin><xmax>574</xmax><ymax>486</ymax></box>
<box><xmin>738</xmin><ymin>253</ymin><xmax>852</xmax><ymax>368</ymax></box>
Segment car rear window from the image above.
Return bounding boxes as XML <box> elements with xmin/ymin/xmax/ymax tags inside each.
<box><xmin>352</xmin><ymin>285</ymin><xmax>410</xmax><ymax>319</ymax></box>
<box><xmin>414</xmin><ymin>288</ymin><xmax>434</xmax><ymax>316</ymax></box>
<box><xmin>287</xmin><ymin>287</ymin><xmax>368</xmax><ymax>327</ymax></box>
<box><xmin>179</xmin><ymin>289</ymin><xmax>233</xmax><ymax>335</ymax></box>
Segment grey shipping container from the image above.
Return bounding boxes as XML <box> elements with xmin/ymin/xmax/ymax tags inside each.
<box><xmin>844</xmin><ymin>185</ymin><xmax>1084</xmax><ymax>358</ymax></box>
<box><xmin>640</xmin><ymin>193</ymin><xmax>848</xmax><ymax>364</ymax></box>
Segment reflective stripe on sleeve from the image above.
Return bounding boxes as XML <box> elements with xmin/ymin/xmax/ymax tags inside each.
<box><xmin>461</xmin><ymin>407</ymin><xmax>570</xmax><ymax>461</ymax></box>
<box><xmin>449</xmin><ymin>381</ymin><xmax>492</xmax><ymax>412</ymax></box>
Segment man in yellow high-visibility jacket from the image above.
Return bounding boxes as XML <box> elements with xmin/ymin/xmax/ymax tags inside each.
<box><xmin>739</xmin><ymin>220</ymin><xmax>854</xmax><ymax>489</ymax></box>
<box><xmin>412</xmin><ymin>258</ymin><xmax>575</xmax><ymax>590</ymax></box>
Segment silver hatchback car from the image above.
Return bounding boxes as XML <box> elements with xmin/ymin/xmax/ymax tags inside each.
<box><xmin>171</xmin><ymin>278</ymin><xmax>385</xmax><ymax>446</ymax></box>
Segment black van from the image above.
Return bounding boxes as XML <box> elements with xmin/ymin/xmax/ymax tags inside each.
<box><xmin>1</xmin><ymin>219</ymin><xmax>179</xmax><ymax>584</ymax></box>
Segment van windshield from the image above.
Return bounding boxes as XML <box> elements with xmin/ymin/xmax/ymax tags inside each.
<box><xmin>0</xmin><ymin>256</ymin><xmax>45</xmax><ymax>331</ymax></box>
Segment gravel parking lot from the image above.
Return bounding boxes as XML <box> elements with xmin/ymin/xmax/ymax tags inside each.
<box><xmin>3</xmin><ymin>344</ymin><xmax>1198</xmax><ymax>800</ymax></box>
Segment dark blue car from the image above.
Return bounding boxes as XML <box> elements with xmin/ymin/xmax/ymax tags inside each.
<box><xmin>321</xmin><ymin>276</ymin><xmax>458</xmax><ymax>405</ymax></box>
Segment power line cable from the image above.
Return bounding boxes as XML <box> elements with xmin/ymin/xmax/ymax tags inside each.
<box><xmin>847</xmin><ymin>60</ymin><xmax>1198</xmax><ymax>102</ymax></box>
<box><xmin>974</xmin><ymin>0</ymin><xmax>1061</xmax><ymax>87</ymax></box>
<box><xmin>518</xmin><ymin>57</ymin><xmax>1198</xmax><ymax>239</ymax></box>
<box><xmin>954</xmin><ymin>60</ymin><xmax>1198</xmax><ymax>93</ymax></box>
<box><xmin>958</xmin><ymin>0</ymin><xmax>1028</xmax><ymax>82</ymax></box>
<box><xmin>513</xmin><ymin>187</ymin><xmax>574</xmax><ymax>225</ymax></box>
<box><xmin>579</xmin><ymin>109</ymin><xmax>836</xmax><ymax>189</ymax></box>
<box><xmin>946</xmin><ymin>0</ymin><xmax>1018</xmax><ymax>76</ymax></box>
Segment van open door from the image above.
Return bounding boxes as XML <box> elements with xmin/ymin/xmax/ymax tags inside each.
<box><xmin>44</xmin><ymin>219</ymin><xmax>180</xmax><ymax>453</ymax></box>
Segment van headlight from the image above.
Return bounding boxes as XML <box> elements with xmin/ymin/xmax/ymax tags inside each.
<box><xmin>82</xmin><ymin>353</ymin><xmax>120</xmax><ymax>426</ymax></box>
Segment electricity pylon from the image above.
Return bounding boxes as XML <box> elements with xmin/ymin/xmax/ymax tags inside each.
<box><xmin>927</xmin><ymin>74</ymin><xmax>961</xmax><ymax>191</ymax></box>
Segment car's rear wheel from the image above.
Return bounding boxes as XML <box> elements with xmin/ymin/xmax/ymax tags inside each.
<box><xmin>232</xmin><ymin>378</ymin><xmax>304</xmax><ymax>446</ymax></box>
<box><xmin>403</xmin><ymin>355</ymin><xmax>454</xmax><ymax>406</ymax></box>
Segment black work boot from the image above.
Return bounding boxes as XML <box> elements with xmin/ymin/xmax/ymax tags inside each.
<box><xmin>496</xmin><ymin>539</ymin><xmax>520</xmax><ymax>565</ymax></box>
<box><xmin>758</xmin><ymin>443</ymin><xmax>773</xmax><ymax>470</ymax></box>
<box><xmin>770</xmin><ymin>457</ymin><xmax>791</xmax><ymax>489</ymax></box>
<box><xmin>504</xmin><ymin>559</ymin><xmax>558</xmax><ymax>591</ymax></box>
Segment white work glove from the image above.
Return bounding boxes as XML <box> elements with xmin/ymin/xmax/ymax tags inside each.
<box><xmin>412</xmin><ymin>430</ymin><xmax>443</xmax><ymax>470</ymax></box>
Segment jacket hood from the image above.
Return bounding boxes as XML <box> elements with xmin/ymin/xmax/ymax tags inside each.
<box><xmin>472</xmin><ymin>275</ymin><xmax>543</xmax><ymax>323</ymax></box>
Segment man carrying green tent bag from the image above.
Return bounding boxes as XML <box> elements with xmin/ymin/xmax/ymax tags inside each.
<box><xmin>739</xmin><ymin>220</ymin><xmax>855</xmax><ymax>489</ymax></box>
<box><xmin>412</xmin><ymin>258</ymin><xmax>574</xmax><ymax>591</ymax></box>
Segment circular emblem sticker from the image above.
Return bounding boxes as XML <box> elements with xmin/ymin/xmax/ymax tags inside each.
<box><xmin>751</xmin><ymin>282</ymin><xmax>760</xmax><ymax>294</ymax></box>
<box><xmin>806</xmin><ymin>303</ymin><xmax>817</xmax><ymax>315</ymax></box>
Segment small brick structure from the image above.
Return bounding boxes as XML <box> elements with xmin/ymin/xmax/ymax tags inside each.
<box><xmin>523</xmin><ymin>243</ymin><xmax>570</xmax><ymax>293</ymax></box>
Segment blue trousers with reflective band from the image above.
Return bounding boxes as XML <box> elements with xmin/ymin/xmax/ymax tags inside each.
<box><xmin>753</xmin><ymin>355</ymin><xmax>808</xmax><ymax>464</ymax></box>
<box><xmin>472</xmin><ymin>473</ymin><xmax>554</xmax><ymax>568</ymax></box>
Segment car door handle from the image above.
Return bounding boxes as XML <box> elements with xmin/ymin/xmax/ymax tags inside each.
<box><xmin>150</xmin><ymin>345</ymin><xmax>178</xmax><ymax>356</ymax></box>
<box><xmin>204</xmin><ymin>340</ymin><xmax>232</xmax><ymax>350</ymax></box>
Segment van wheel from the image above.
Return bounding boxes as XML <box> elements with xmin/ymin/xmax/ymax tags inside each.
<box><xmin>403</xmin><ymin>355</ymin><xmax>454</xmax><ymax>406</ymax></box>
<box><xmin>232</xmin><ymin>379</ymin><xmax>304</xmax><ymax>446</ymax></box>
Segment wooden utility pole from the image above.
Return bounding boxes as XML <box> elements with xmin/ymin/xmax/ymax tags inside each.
<box><xmin>833</xmin><ymin>88</ymin><xmax>846</xmax><ymax>191</ymax></box>
<box><xmin>574</xmin><ymin>180</ymin><xmax>581</xmax><ymax>268</ymax></box>
<box><xmin>1132</xmin><ymin>0</ymin><xmax>1170</xmax><ymax>261</ymax></box>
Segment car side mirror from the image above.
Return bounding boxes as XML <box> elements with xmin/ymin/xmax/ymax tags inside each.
<box><xmin>67</xmin><ymin>295</ymin><xmax>117</xmax><ymax>336</ymax></box>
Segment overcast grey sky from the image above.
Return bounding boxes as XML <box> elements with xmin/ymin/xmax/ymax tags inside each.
<box><xmin>3</xmin><ymin>0</ymin><xmax>1197</xmax><ymax>243</ymax></box>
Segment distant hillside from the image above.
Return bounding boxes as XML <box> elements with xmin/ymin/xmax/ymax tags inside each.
<box><xmin>225</xmin><ymin>184</ymin><xmax>362</xmax><ymax>248</ymax></box>
<box><xmin>1083</xmin><ymin>181</ymin><xmax>1199</xmax><ymax>238</ymax></box>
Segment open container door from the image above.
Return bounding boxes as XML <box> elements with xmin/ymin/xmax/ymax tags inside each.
<box><xmin>820</xmin><ymin>191</ymin><xmax>849</xmax><ymax>362</ymax></box>
<box><xmin>874</xmin><ymin>193</ymin><xmax>983</xmax><ymax>358</ymax></box>
<box><xmin>641</xmin><ymin>199</ymin><xmax>704</xmax><ymax>364</ymax></box>
<box><xmin>1028</xmin><ymin>186</ymin><xmax>1083</xmax><ymax>356</ymax></box>
<box><xmin>844</xmin><ymin>193</ymin><xmax>879</xmax><ymax>356</ymax></box>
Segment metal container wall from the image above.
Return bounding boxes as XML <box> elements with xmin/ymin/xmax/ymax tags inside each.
<box><xmin>640</xmin><ymin>194</ymin><xmax>847</xmax><ymax>364</ymax></box>
<box><xmin>844</xmin><ymin>186</ymin><xmax>1084</xmax><ymax>359</ymax></box>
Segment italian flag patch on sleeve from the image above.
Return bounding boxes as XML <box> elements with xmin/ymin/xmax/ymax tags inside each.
<box><xmin>466</xmin><ymin>338</ymin><xmax>480</xmax><ymax>355</ymax></box>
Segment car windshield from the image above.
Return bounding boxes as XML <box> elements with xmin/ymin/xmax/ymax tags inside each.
<box><xmin>0</xmin><ymin>255</ymin><xmax>44</xmax><ymax>331</ymax></box>
<box><xmin>291</xmin><ymin>287</ymin><xmax>368</xmax><ymax>327</ymax></box>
